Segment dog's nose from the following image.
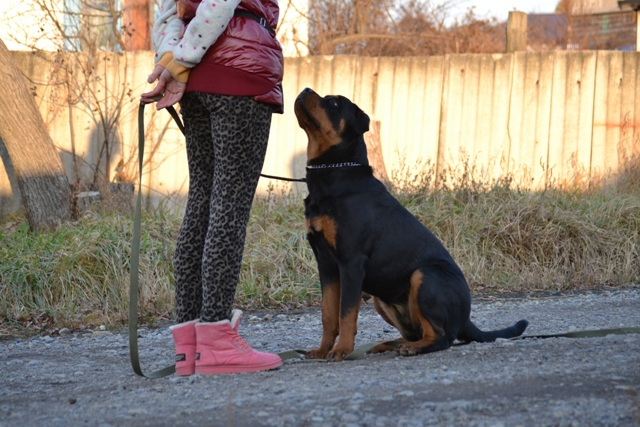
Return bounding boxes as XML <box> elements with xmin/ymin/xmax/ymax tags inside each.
<box><xmin>302</xmin><ymin>87</ymin><xmax>314</xmax><ymax>95</ymax></box>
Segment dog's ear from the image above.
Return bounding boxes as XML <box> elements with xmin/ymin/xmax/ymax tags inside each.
<box><xmin>353</xmin><ymin>106</ymin><xmax>370</xmax><ymax>135</ymax></box>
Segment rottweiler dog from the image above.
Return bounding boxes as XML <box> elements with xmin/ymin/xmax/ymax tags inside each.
<box><xmin>294</xmin><ymin>88</ymin><xmax>528</xmax><ymax>361</ymax></box>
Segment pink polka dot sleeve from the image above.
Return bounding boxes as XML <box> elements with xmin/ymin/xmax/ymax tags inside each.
<box><xmin>151</xmin><ymin>0</ymin><xmax>185</xmax><ymax>64</ymax></box>
<box><xmin>172</xmin><ymin>0</ymin><xmax>241</xmax><ymax>68</ymax></box>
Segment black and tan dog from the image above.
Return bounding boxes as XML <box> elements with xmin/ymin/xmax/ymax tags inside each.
<box><xmin>294</xmin><ymin>87</ymin><xmax>528</xmax><ymax>361</ymax></box>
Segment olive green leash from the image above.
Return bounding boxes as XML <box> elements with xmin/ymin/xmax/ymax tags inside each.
<box><xmin>514</xmin><ymin>327</ymin><xmax>640</xmax><ymax>340</ymax></box>
<box><xmin>276</xmin><ymin>327</ymin><xmax>640</xmax><ymax>362</ymax></box>
<box><xmin>128</xmin><ymin>101</ymin><xmax>179</xmax><ymax>378</ymax></box>
<box><xmin>129</xmin><ymin>101</ymin><xmax>640</xmax><ymax>378</ymax></box>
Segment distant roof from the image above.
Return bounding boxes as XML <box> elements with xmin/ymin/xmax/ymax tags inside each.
<box><xmin>618</xmin><ymin>0</ymin><xmax>640</xmax><ymax>10</ymax></box>
<box><xmin>527</xmin><ymin>11</ymin><xmax>636</xmax><ymax>50</ymax></box>
<box><xmin>528</xmin><ymin>14</ymin><xmax>569</xmax><ymax>42</ymax></box>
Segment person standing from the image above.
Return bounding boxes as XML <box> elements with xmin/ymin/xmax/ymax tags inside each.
<box><xmin>141</xmin><ymin>0</ymin><xmax>284</xmax><ymax>375</ymax></box>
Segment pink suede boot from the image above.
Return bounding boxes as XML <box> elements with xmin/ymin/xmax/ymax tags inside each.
<box><xmin>195</xmin><ymin>310</ymin><xmax>282</xmax><ymax>374</ymax></box>
<box><xmin>169</xmin><ymin>319</ymin><xmax>198</xmax><ymax>376</ymax></box>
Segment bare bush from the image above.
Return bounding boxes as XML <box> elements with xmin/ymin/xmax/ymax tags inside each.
<box><xmin>11</xmin><ymin>0</ymin><xmax>145</xmax><ymax>193</ymax></box>
<box><xmin>295</xmin><ymin>0</ymin><xmax>505</xmax><ymax>56</ymax></box>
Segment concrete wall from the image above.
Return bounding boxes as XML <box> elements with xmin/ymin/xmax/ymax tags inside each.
<box><xmin>2</xmin><ymin>50</ymin><xmax>639</xmax><ymax>216</ymax></box>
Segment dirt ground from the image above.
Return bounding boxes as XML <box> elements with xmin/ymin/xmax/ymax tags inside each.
<box><xmin>1</xmin><ymin>287</ymin><xmax>639</xmax><ymax>426</ymax></box>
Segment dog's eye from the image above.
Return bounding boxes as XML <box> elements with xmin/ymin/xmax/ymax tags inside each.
<box><xmin>329</xmin><ymin>98</ymin><xmax>340</xmax><ymax>108</ymax></box>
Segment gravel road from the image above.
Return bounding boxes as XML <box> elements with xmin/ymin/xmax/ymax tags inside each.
<box><xmin>1</xmin><ymin>287</ymin><xmax>639</xmax><ymax>427</ymax></box>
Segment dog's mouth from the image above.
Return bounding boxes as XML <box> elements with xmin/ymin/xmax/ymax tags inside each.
<box><xmin>294</xmin><ymin>91</ymin><xmax>322</xmax><ymax>131</ymax></box>
<box><xmin>295</xmin><ymin>88</ymin><xmax>348</xmax><ymax>162</ymax></box>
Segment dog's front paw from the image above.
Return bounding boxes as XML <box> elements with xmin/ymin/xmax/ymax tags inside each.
<box><xmin>306</xmin><ymin>347</ymin><xmax>330</xmax><ymax>360</ymax></box>
<box><xmin>326</xmin><ymin>345</ymin><xmax>353</xmax><ymax>361</ymax></box>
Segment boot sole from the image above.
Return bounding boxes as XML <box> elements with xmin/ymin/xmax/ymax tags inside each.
<box><xmin>175</xmin><ymin>366</ymin><xmax>195</xmax><ymax>376</ymax></box>
<box><xmin>195</xmin><ymin>360</ymin><xmax>282</xmax><ymax>375</ymax></box>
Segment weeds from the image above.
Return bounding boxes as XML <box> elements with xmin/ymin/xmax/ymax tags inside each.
<box><xmin>1</xmin><ymin>159</ymin><xmax>639</xmax><ymax>332</ymax></box>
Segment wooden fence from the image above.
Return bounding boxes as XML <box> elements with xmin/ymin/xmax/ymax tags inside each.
<box><xmin>1</xmin><ymin>50</ymin><xmax>639</xmax><ymax>215</ymax></box>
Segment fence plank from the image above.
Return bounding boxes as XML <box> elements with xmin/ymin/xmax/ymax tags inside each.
<box><xmin>372</xmin><ymin>57</ymin><xmax>396</xmax><ymax>166</ymax></box>
<box><xmin>634</xmin><ymin>53</ymin><xmax>640</xmax><ymax>159</ymax></box>
<box><xmin>331</xmin><ymin>55</ymin><xmax>357</xmax><ymax>100</ymax></box>
<box><xmin>632</xmin><ymin>53</ymin><xmax>640</xmax><ymax>160</ymax></box>
<box><xmin>507</xmin><ymin>52</ymin><xmax>526</xmax><ymax>178</ymax></box>
<box><xmin>547</xmin><ymin>52</ymin><xmax>567</xmax><ymax>186</ymax></box>
<box><xmin>353</xmin><ymin>56</ymin><xmax>379</xmax><ymax>117</ymax></box>
<box><xmin>489</xmin><ymin>54</ymin><xmax>512</xmax><ymax>180</ymax></box>
<box><xmin>458</xmin><ymin>55</ymin><xmax>481</xmax><ymax>171</ymax></box>
<box><xmin>388</xmin><ymin>57</ymin><xmax>413</xmax><ymax>164</ymax></box>
<box><xmin>576</xmin><ymin>52</ymin><xmax>597</xmax><ymax>184</ymax></box>
<box><xmin>591</xmin><ymin>51</ymin><xmax>624</xmax><ymax>179</ymax></box>
<box><xmin>388</xmin><ymin>57</ymin><xmax>430</xmax><ymax>168</ymax></box>
<box><xmin>565</xmin><ymin>51</ymin><xmax>595</xmax><ymax>185</ymax></box>
<box><xmin>473</xmin><ymin>54</ymin><xmax>496</xmax><ymax>177</ymax></box>
<box><xmin>591</xmin><ymin>51</ymin><xmax>610</xmax><ymax>181</ymax></box>
<box><xmin>421</xmin><ymin>56</ymin><xmax>444</xmax><ymax>172</ymax></box>
<box><xmin>521</xmin><ymin>52</ymin><xmax>543</xmax><ymax>184</ymax></box>
<box><xmin>604</xmin><ymin>52</ymin><xmax>624</xmax><ymax>174</ymax></box>
<box><xmin>438</xmin><ymin>54</ymin><xmax>467</xmax><ymax>178</ymax></box>
<box><xmin>620</xmin><ymin>53</ymin><xmax>638</xmax><ymax>166</ymax></box>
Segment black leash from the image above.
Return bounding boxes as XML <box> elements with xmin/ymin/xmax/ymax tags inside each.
<box><xmin>167</xmin><ymin>102</ymin><xmax>305</xmax><ymax>183</ymax></box>
<box><xmin>258</xmin><ymin>173</ymin><xmax>306</xmax><ymax>183</ymax></box>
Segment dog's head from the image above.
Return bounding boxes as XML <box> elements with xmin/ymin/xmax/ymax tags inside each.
<box><xmin>294</xmin><ymin>88</ymin><xmax>370</xmax><ymax>163</ymax></box>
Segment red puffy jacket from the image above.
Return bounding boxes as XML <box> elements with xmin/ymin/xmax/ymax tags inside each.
<box><xmin>185</xmin><ymin>0</ymin><xmax>284</xmax><ymax>113</ymax></box>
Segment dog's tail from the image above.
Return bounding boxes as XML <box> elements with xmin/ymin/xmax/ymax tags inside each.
<box><xmin>458</xmin><ymin>319</ymin><xmax>528</xmax><ymax>343</ymax></box>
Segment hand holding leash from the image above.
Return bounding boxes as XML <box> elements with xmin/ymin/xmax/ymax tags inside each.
<box><xmin>146</xmin><ymin>65</ymin><xmax>165</xmax><ymax>85</ymax></box>
<box><xmin>141</xmin><ymin>68</ymin><xmax>186</xmax><ymax>110</ymax></box>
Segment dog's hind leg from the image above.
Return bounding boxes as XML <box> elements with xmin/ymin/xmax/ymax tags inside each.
<box><xmin>372</xmin><ymin>296</ymin><xmax>397</xmax><ymax>327</ymax></box>
<box><xmin>397</xmin><ymin>270</ymin><xmax>451</xmax><ymax>356</ymax></box>
<box><xmin>369</xmin><ymin>297</ymin><xmax>407</xmax><ymax>353</ymax></box>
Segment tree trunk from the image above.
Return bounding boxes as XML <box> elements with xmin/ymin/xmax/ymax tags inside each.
<box><xmin>0</xmin><ymin>39</ymin><xmax>71</xmax><ymax>231</ymax></box>
<box><xmin>123</xmin><ymin>0</ymin><xmax>152</xmax><ymax>51</ymax></box>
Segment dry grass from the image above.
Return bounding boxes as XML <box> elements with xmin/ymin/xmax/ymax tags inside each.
<box><xmin>0</xmin><ymin>158</ymin><xmax>638</xmax><ymax>332</ymax></box>
<box><xmin>392</xmin><ymin>156</ymin><xmax>640</xmax><ymax>292</ymax></box>
<box><xmin>0</xmin><ymin>207</ymin><xmax>178</xmax><ymax>332</ymax></box>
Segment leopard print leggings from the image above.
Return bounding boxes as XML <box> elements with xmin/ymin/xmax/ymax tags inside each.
<box><xmin>174</xmin><ymin>92</ymin><xmax>272</xmax><ymax>323</ymax></box>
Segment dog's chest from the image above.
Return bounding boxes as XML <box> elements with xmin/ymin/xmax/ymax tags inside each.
<box><xmin>305</xmin><ymin>214</ymin><xmax>338</xmax><ymax>249</ymax></box>
<box><xmin>304</xmin><ymin>197</ymin><xmax>339</xmax><ymax>250</ymax></box>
